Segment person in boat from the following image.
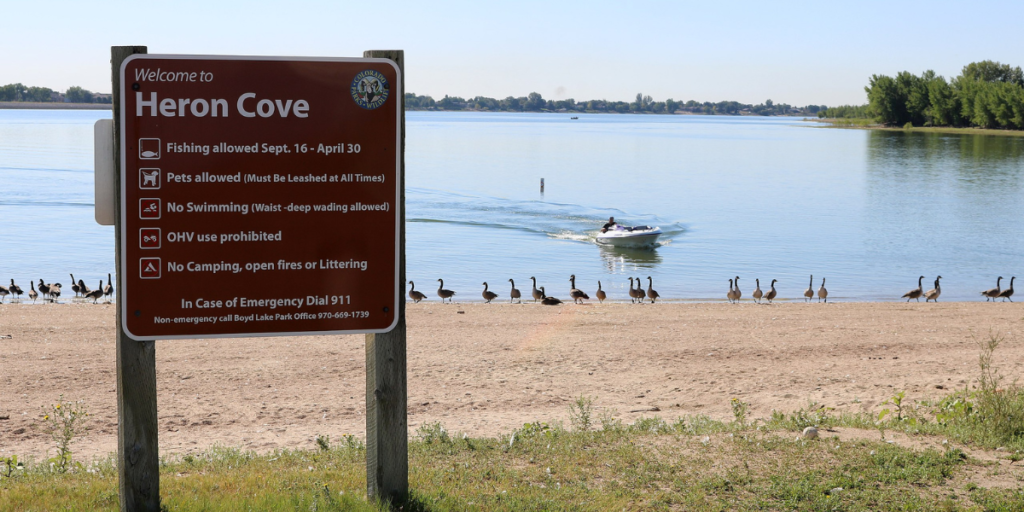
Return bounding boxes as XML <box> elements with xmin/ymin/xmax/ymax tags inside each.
<box><xmin>601</xmin><ymin>216</ymin><xmax>618</xmax><ymax>233</ymax></box>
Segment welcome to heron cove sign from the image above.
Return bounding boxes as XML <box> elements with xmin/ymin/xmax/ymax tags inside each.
<box><xmin>119</xmin><ymin>55</ymin><xmax>401</xmax><ymax>339</ymax></box>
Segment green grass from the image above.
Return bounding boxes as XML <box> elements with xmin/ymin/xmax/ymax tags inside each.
<box><xmin>3</xmin><ymin>415</ymin><xmax>1024</xmax><ymax>511</ymax></box>
<box><xmin>813</xmin><ymin>117</ymin><xmax>1024</xmax><ymax>136</ymax></box>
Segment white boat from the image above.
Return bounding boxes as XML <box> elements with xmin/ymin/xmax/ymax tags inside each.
<box><xmin>595</xmin><ymin>225</ymin><xmax>662</xmax><ymax>248</ymax></box>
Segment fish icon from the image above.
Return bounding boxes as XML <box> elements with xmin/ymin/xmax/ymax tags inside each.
<box><xmin>139</xmin><ymin>138</ymin><xmax>161</xmax><ymax>160</ymax></box>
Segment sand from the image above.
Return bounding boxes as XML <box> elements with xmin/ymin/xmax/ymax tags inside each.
<box><xmin>1</xmin><ymin>300</ymin><xmax>1021</xmax><ymax>462</ymax></box>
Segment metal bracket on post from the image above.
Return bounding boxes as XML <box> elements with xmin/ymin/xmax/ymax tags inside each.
<box><xmin>364</xmin><ymin>49</ymin><xmax>408</xmax><ymax>504</ymax></box>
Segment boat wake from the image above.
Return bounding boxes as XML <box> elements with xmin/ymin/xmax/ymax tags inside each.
<box><xmin>408</xmin><ymin>188</ymin><xmax>686</xmax><ymax>245</ymax></box>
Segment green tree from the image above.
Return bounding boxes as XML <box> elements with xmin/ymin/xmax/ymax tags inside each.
<box><xmin>65</xmin><ymin>86</ymin><xmax>93</xmax><ymax>103</ymax></box>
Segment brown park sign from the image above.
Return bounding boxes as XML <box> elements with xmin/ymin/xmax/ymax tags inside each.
<box><xmin>119</xmin><ymin>55</ymin><xmax>401</xmax><ymax>339</ymax></box>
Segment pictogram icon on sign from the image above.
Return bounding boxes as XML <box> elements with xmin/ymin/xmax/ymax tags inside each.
<box><xmin>139</xmin><ymin>257</ymin><xmax>161</xmax><ymax>279</ymax></box>
<box><xmin>140</xmin><ymin>198</ymin><xmax>161</xmax><ymax>219</ymax></box>
<box><xmin>139</xmin><ymin>138</ymin><xmax>161</xmax><ymax>160</ymax></box>
<box><xmin>140</xmin><ymin>168</ymin><xmax>161</xmax><ymax>189</ymax></box>
<box><xmin>140</xmin><ymin>228</ymin><xmax>161</xmax><ymax>249</ymax></box>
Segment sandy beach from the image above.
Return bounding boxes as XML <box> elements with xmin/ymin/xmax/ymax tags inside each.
<box><xmin>1</xmin><ymin>300</ymin><xmax>1021</xmax><ymax>462</ymax></box>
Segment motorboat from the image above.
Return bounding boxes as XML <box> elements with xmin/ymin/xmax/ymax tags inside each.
<box><xmin>595</xmin><ymin>225</ymin><xmax>662</xmax><ymax>248</ymax></box>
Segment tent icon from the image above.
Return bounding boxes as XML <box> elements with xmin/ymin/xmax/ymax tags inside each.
<box><xmin>140</xmin><ymin>257</ymin><xmax>161</xmax><ymax>279</ymax></box>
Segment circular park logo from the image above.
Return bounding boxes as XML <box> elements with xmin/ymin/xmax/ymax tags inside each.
<box><xmin>351</xmin><ymin>70</ymin><xmax>390</xmax><ymax>110</ymax></box>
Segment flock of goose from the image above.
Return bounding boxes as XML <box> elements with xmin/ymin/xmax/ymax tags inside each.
<box><xmin>409</xmin><ymin>275</ymin><xmax>661</xmax><ymax>305</ymax></box>
<box><xmin>0</xmin><ymin>274</ymin><xmax>114</xmax><ymax>304</ymax></box>
<box><xmin>0</xmin><ymin>273</ymin><xmax>1014</xmax><ymax>305</ymax></box>
<box><xmin>406</xmin><ymin>274</ymin><xmax>1017</xmax><ymax>305</ymax></box>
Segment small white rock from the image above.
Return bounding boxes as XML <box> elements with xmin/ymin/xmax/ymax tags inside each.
<box><xmin>802</xmin><ymin>426</ymin><xmax>819</xmax><ymax>440</ymax></box>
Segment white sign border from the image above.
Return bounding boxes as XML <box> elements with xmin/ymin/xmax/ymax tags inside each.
<box><xmin>119</xmin><ymin>54</ymin><xmax>402</xmax><ymax>340</ymax></box>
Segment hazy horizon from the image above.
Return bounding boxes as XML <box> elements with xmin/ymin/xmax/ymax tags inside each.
<box><xmin>4</xmin><ymin>0</ymin><xmax>1023</xmax><ymax>106</ymax></box>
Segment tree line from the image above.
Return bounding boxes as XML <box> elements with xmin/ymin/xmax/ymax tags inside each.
<box><xmin>406</xmin><ymin>92</ymin><xmax>826</xmax><ymax>117</ymax></box>
<box><xmin>0</xmin><ymin>83</ymin><xmax>111</xmax><ymax>104</ymax></box>
<box><xmin>820</xmin><ymin>60</ymin><xmax>1024</xmax><ymax>130</ymax></box>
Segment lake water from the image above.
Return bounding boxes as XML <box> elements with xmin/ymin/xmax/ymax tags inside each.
<box><xmin>1</xmin><ymin>110</ymin><xmax>1022</xmax><ymax>302</ymax></box>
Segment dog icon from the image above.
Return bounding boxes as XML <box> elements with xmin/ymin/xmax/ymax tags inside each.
<box><xmin>140</xmin><ymin>168</ymin><xmax>160</xmax><ymax>189</ymax></box>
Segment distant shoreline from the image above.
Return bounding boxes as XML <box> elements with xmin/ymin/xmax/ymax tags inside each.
<box><xmin>811</xmin><ymin>118</ymin><xmax>1024</xmax><ymax>137</ymax></box>
<box><xmin>0</xmin><ymin>101</ymin><xmax>110</xmax><ymax>110</ymax></box>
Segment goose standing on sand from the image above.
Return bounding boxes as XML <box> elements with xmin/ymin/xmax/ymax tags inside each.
<box><xmin>596</xmin><ymin>281</ymin><xmax>606</xmax><ymax>303</ymax></box>
<box><xmin>628</xmin><ymin>277</ymin><xmax>641</xmax><ymax>303</ymax></box>
<box><xmin>635</xmin><ymin>276</ymin><xmax>647</xmax><ymax>303</ymax></box>
<box><xmin>70</xmin><ymin>274</ymin><xmax>80</xmax><ymax>297</ymax></box>
<box><xmin>803</xmin><ymin>275</ymin><xmax>814</xmax><ymax>302</ymax></box>
<box><xmin>509</xmin><ymin>279</ymin><xmax>521</xmax><ymax>303</ymax></box>
<box><xmin>28</xmin><ymin>281</ymin><xmax>38</xmax><ymax>303</ymax></box>
<box><xmin>765</xmin><ymin>279</ymin><xmax>778</xmax><ymax>304</ymax></box>
<box><xmin>38</xmin><ymin>279</ymin><xmax>50</xmax><ymax>301</ymax></box>
<box><xmin>9</xmin><ymin>279</ymin><xmax>23</xmax><ymax>300</ymax></box>
<box><xmin>569</xmin><ymin>275</ymin><xmax>589</xmax><ymax>304</ymax></box>
<box><xmin>726</xmin><ymin>279</ymin><xmax>737</xmax><ymax>303</ymax></box>
<box><xmin>436</xmin><ymin>279</ymin><xmax>456</xmax><ymax>304</ymax></box>
<box><xmin>0</xmin><ymin>283</ymin><xmax>8</xmax><ymax>303</ymax></box>
<box><xmin>78</xmin><ymin>279</ymin><xmax>91</xmax><ymax>298</ymax></box>
<box><xmin>103</xmin><ymin>274</ymin><xmax>113</xmax><ymax>302</ymax></box>
<box><xmin>902</xmin><ymin>276</ymin><xmax>925</xmax><ymax>302</ymax></box>
<box><xmin>530</xmin><ymin>277</ymin><xmax>543</xmax><ymax>303</ymax></box>
<box><xmin>981</xmin><ymin>277</ymin><xmax>1002</xmax><ymax>302</ymax></box>
<box><xmin>818</xmin><ymin>278</ymin><xmax>828</xmax><ymax>303</ymax></box>
<box><xmin>49</xmin><ymin>283</ymin><xmax>62</xmax><ymax>302</ymax></box>
<box><xmin>752</xmin><ymin>279</ymin><xmax>763</xmax><ymax>303</ymax></box>
<box><xmin>924</xmin><ymin>276</ymin><xmax>942</xmax><ymax>302</ymax></box>
<box><xmin>408</xmin><ymin>281</ymin><xmax>426</xmax><ymax>303</ymax></box>
<box><xmin>539</xmin><ymin>287</ymin><xmax>562</xmax><ymax>305</ymax></box>
<box><xmin>646</xmin><ymin>276</ymin><xmax>660</xmax><ymax>303</ymax></box>
<box><xmin>733</xmin><ymin>276</ymin><xmax>742</xmax><ymax>302</ymax></box>
<box><xmin>85</xmin><ymin>280</ymin><xmax>104</xmax><ymax>303</ymax></box>
<box><xmin>481</xmin><ymin>282</ymin><xmax>499</xmax><ymax>303</ymax></box>
<box><xmin>997</xmin><ymin>276</ymin><xmax>1015</xmax><ymax>302</ymax></box>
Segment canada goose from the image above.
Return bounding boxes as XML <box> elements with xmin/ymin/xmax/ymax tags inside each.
<box><xmin>924</xmin><ymin>276</ymin><xmax>942</xmax><ymax>302</ymax></box>
<box><xmin>635</xmin><ymin>277</ymin><xmax>647</xmax><ymax>303</ymax></box>
<box><xmin>818</xmin><ymin>278</ymin><xmax>828</xmax><ymax>303</ymax></box>
<box><xmin>28</xmin><ymin>281</ymin><xmax>38</xmax><ymax>303</ymax></box>
<box><xmin>0</xmin><ymin>283</ymin><xmax>8</xmax><ymax>303</ymax></box>
<box><xmin>408</xmin><ymin>281</ymin><xmax>426</xmax><ymax>303</ymax></box>
<box><xmin>539</xmin><ymin>286</ymin><xmax>562</xmax><ymax>305</ymax></box>
<box><xmin>482</xmin><ymin>282</ymin><xmax>499</xmax><ymax>303</ymax></box>
<box><xmin>569</xmin><ymin>274</ymin><xmax>589</xmax><ymax>304</ymax></box>
<box><xmin>103</xmin><ymin>274</ymin><xmax>113</xmax><ymax>302</ymax></box>
<box><xmin>982</xmin><ymin>277</ymin><xmax>1003</xmax><ymax>302</ymax></box>
<box><xmin>997</xmin><ymin>276</ymin><xmax>1015</xmax><ymax>302</ymax></box>
<box><xmin>596</xmin><ymin>281</ymin><xmax>606</xmax><ymax>303</ymax></box>
<box><xmin>733</xmin><ymin>276</ymin><xmax>742</xmax><ymax>301</ymax></box>
<box><xmin>765</xmin><ymin>279</ymin><xmax>778</xmax><ymax>303</ymax></box>
<box><xmin>646</xmin><ymin>276</ymin><xmax>659</xmax><ymax>303</ymax></box>
<box><xmin>70</xmin><ymin>274</ymin><xmax>80</xmax><ymax>297</ymax></box>
<box><xmin>78</xmin><ymin>279</ymin><xmax>91</xmax><ymax>297</ymax></box>
<box><xmin>437</xmin><ymin>279</ymin><xmax>456</xmax><ymax>304</ymax></box>
<box><xmin>38</xmin><ymin>279</ymin><xmax>50</xmax><ymax>301</ymax></box>
<box><xmin>49</xmin><ymin>283</ymin><xmax>62</xmax><ymax>302</ymax></box>
<box><xmin>530</xmin><ymin>276</ymin><xmax>543</xmax><ymax>303</ymax></box>
<box><xmin>628</xmin><ymin>277</ymin><xmax>642</xmax><ymax>303</ymax></box>
<box><xmin>803</xmin><ymin>275</ymin><xmax>814</xmax><ymax>302</ymax></box>
<box><xmin>902</xmin><ymin>276</ymin><xmax>925</xmax><ymax>302</ymax></box>
<box><xmin>85</xmin><ymin>280</ymin><xmax>104</xmax><ymax>303</ymax></box>
<box><xmin>509</xmin><ymin>279</ymin><xmax>521</xmax><ymax>303</ymax></box>
<box><xmin>752</xmin><ymin>279</ymin><xmax>763</xmax><ymax>303</ymax></box>
<box><xmin>9</xmin><ymin>279</ymin><xmax>23</xmax><ymax>300</ymax></box>
<box><xmin>726</xmin><ymin>279</ymin><xmax>737</xmax><ymax>303</ymax></box>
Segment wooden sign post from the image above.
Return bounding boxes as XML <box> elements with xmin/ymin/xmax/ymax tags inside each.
<box><xmin>112</xmin><ymin>45</ymin><xmax>160</xmax><ymax>512</ymax></box>
<box><xmin>110</xmin><ymin>46</ymin><xmax>407</xmax><ymax>510</ymax></box>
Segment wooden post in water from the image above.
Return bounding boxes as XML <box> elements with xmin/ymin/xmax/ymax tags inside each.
<box><xmin>112</xmin><ymin>45</ymin><xmax>161</xmax><ymax>512</ymax></box>
<box><xmin>363</xmin><ymin>49</ymin><xmax>408</xmax><ymax>503</ymax></box>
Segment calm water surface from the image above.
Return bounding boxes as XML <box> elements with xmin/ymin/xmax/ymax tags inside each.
<box><xmin>1</xmin><ymin>110</ymin><xmax>1021</xmax><ymax>301</ymax></box>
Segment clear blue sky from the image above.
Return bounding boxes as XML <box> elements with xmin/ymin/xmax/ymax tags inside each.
<box><xmin>4</xmin><ymin>0</ymin><xmax>1023</xmax><ymax>106</ymax></box>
